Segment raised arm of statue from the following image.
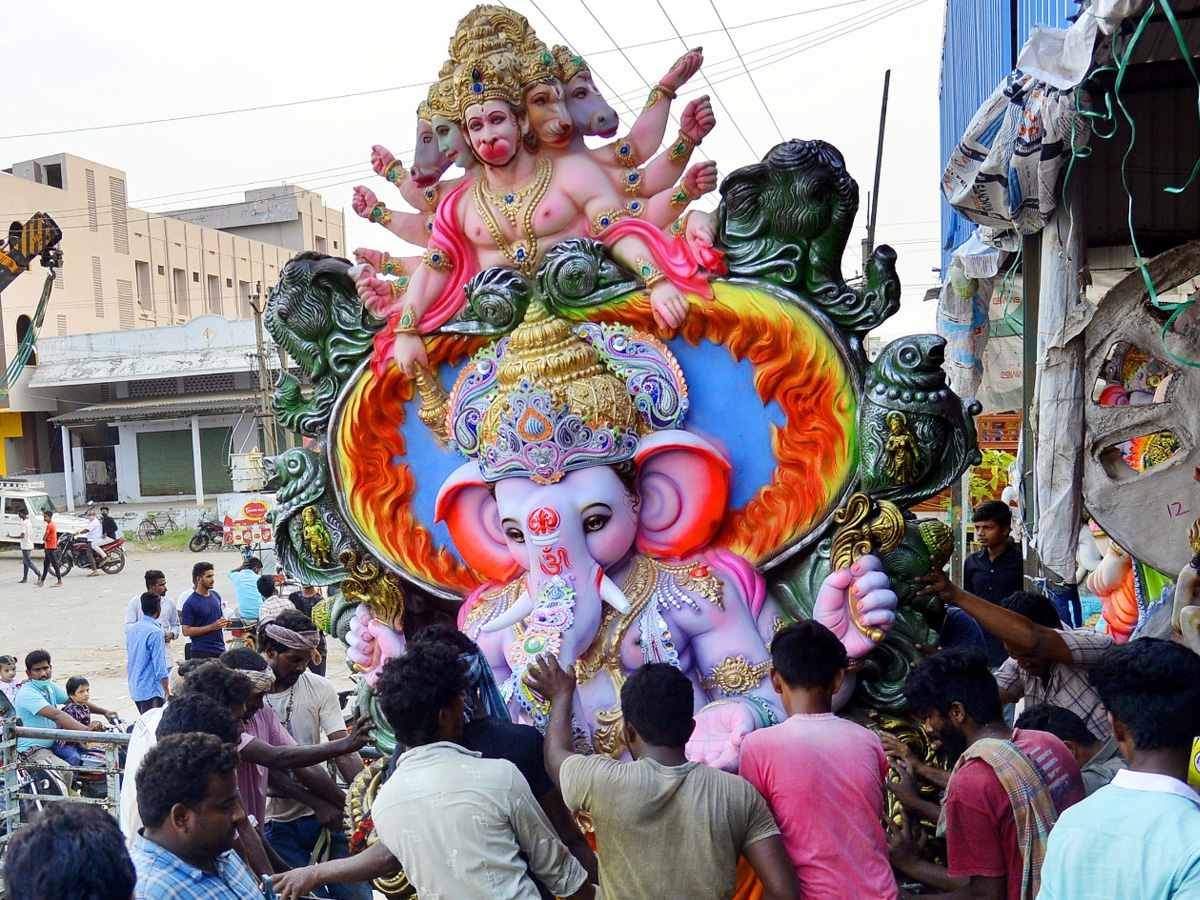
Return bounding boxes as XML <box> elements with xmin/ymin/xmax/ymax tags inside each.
<box><xmin>637</xmin><ymin>96</ymin><xmax>715</xmax><ymax>197</ymax></box>
<box><xmin>621</xmin><ymin>48</ymin><xmax>703</xmax><ymax>163</ymax></box>
<box><xmin>640</xmin><ymin>160</ymin><xmax>718</xmax><ymax>231</ymax></box>
<box><xmin>351</xmin><ymin>185</ymin><xmax>432</xmax><ymax>248</ymax></box>
<box><xmin>370</xmin><ymin>144</ymin><xmax>437</xmax><ymax>213</ymax></box>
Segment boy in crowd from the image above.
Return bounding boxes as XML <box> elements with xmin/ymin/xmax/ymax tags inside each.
<box><xmin>371</xmin><ymin>643</ymin><xmax>593</xmax><ymax>900</ymax></box>
<box><xmin>739</xmin><ymin>621</ymin><xmax>896</xmax><ymax>900</ymax></box>
<box><xmin>962</xmin><ymin>500</ymin><xmax>1024</xmax><ymax>668</ymax></box>
<box><xmin>1038</xmin><ymin>639</ymin><xmax>1200</xmax><ymax>898</ymax></box>
<box><xmin>888</xmin><ymin>647</ymin><xmax>1084</xmax><ymax>900</ymax></box>
<box><xmin>130</xmin><ymin>732</ymin><xmax>262</xmax><ymax>900</ymax></box>
<box><xmin>127</xmin><ymin>591</ymin><xmax>171</xmax><ymax>713</ymax></box>
<box><xmin>124</xmin><ymin>570</ymin><xmax>181</xmax><ymax>662</ymax></box>
<box><xmin>4</xmin><ymin>801</ymin><xmax>136</xmax><ymax>900</ymax></box>
<box><xmin>1015</xmin><ymin>704</ymin><xmax>1125</xmax><ymax>795</ymax></box>
<box><xmin>52</xmin><ymin>675</ymin><xmax>106</xmax><ymax>766</ymax></box>
<box><xmin>181</xmin><ymin>561</ymin><xmax>229</xmax><ymax>660</ymax></box>
<box><xmin>526</xmin><ymin>657</ymin><xmax>798</xmax><ymax>900</ymax></box>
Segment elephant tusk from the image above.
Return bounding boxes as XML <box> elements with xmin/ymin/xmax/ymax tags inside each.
<box><xmin>480</xmin><ymin>587</ymin><xmax>534</xmax><ymax>633</ymax></box>
<box><xmin>599</xmin><ymin>572</ymin><xmax>632</xmax><ymax>614</ymax></box>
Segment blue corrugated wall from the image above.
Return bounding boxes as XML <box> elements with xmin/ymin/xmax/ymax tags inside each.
<box><xmin>939</xmin><ymin>0</ymin><xmax>1080</xmax><ymax>271</ymax></box>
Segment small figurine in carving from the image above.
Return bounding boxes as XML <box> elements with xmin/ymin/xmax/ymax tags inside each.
<box><xmin>1172</xmin><ymin>518</ymin><xmax>1200</xmax><ymax>654</ymax></box>
<box><xmin>883</xmin><ymin>411</ymin><xmax>921</xmax><ymax>485</ymax></box>
<box><xmin>300</xmin><ymin>506</ymin><xmax>334</xmax><ymax>568</ymax></box>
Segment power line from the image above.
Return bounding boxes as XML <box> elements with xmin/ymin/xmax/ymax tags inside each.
<box><xmin>708</xmin><ymin>0</ymin><xmax>786</xmax><ymax>144</ymax></box>
<box><xmin>653</xmin><ymin>0</ymin><xmax>760</xmax><ymax>158</ymax></box>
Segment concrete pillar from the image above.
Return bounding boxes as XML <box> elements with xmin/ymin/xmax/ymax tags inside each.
<box><xmin>60</xmin><ymin>425</ymin><xmax>74</xmax><ymax>512</ymax></box>
<box><xmin>190</xmin><ymin>415</ymin><xmax>205</xmax><ymax>506</ymax></box>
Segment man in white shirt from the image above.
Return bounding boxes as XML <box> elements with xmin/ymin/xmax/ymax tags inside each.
<box><xmin>371</xmin><ymin>643</ymin><xmax>593</xmax><ymax>900</ymax></box>
<box><xmin>15</xmin><ymin>508</ymin><xmax>37</xmax><ymax>583</ymax></box>
<box><xmin>80</xmin><ymin>508</ymin><xmax>104</xmax><ymax>576</ymax></box>
<box><xmin>123</xmin><ymin>570</ymin><xmax>180</xmax><ymax>670</ymax></box>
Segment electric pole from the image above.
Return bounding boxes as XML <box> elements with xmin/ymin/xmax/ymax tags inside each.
<box><xmin>248</xmin><ymin>281</ymin><xmax>277</xmax><ymax>457</ymax></box>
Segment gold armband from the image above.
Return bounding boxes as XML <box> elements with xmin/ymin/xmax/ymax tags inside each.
<box><xmin>636</xmin><ymin>257</ymin><xmax>667</xmax><ymax>291</ymax></box>
<box><xmin>368</xmin><ymin>202</ymin><xmax>392</xmax><ymax>226</ymax></box>
<box><xmin>612</xmin><ymin>138</ymin><xmax>638</xmax><ymax>168</ymax></box>
<box><xmin>379</xmin><ymin>253</ymin><xmax>407</xmax><ymax>277</ymax></box>
<box><xmin>383</xmin><ymin>159</ymin><xmax>404</xmax><ymax>186</ymax></box>
<box><xmin>392</xmin><ymin>305</ymin><xmax>419</xmax><ymax>334</ymax></box>
<box><xmin>622</xmin><ymin>168</ymin><xmax>644</xmax><ymax>197</ymax></box>
<box><xmin>389</xmin><ymin>277</ymin><xmax>410</xmax><ymax>299</ymax></box>
<box><xmin>669</xmin><ymin>181</ymin><xmax>696</xmax><ymax>209</ymax></box>
<box><xmin>644</xmin><ymin>82</ymin><xmax>676</xmax><ymax>110</ymax></box>
<box><xmin>592</xmin><ymin>208</ymin><xmax>629</xmax><ymax>235</ymax></box>
<box><xmin>668</xmin><ymin>130</ymin><xmax>698</xmax><ymax>163</ymax></box>
<box><xmin>423</xmin><ymin>247</ymin><xmax>453</xmax><ymax>272</ymax></box>
<box><xmin>699</xmin><ymin>657</ymin><xmax>772</xmax><ymax>695</ymax></box>
<box><xmin>422</xmin><ymin>184</ymin><xmax>439</xmax><ymax>210</ymax></box>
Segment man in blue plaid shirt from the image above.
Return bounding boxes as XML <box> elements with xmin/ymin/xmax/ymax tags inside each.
<box><xmin>130</xmin><ymin>731</ymin><xmax>262</xmax><ymax>900</ymax></box>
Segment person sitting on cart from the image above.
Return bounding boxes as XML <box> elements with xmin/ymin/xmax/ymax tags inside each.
<box><xmin>228</xmin><ymin>557</ymin><xmax>265</xmax><ymax>623</ymax></box>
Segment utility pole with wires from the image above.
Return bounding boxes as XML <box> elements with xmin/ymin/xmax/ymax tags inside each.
<box><xmin>863</xmin><ymin>68</ymin><xmax>891</xmax><ymax>268</ymax></box>
<box><xmin>248</xmin><ymin>282</ymin><xmax>277</xmax><ymax>457</ymax></box>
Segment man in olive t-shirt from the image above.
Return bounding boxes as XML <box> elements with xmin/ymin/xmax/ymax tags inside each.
<box><xmin>525</xmin><ymin>659</ymin><xmax>798</xmax><ymax>900</ymax></box>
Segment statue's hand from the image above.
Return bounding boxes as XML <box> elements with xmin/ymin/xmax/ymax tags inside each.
<box><xmin>660</xmin><ymin>47</ymin><xmax>704</xmax><ymax>93</ymax></box>
<box><xmin>648</xmin><ymin>280</ymin><xmax>688</xmax><ymax>331</ymax></box>
<box><xmin>351</xmin><ymin>185</ymin><xmax>379</xmax><ymax>219</ymax></box>
<box><xmin>346</xmin><ymin>603</ymin><xmax>405</xmax><ymax>687</ymax></box>
<box><xmin>680</xmin><ymin>96</ymin><xmax>716</xmax><ymax>144</ymax></box>
<box><xmin>370</xmin><ymin>144</ymin><xmax>397</xmax><ymax>179</ymax></box>
<box><xmin>812</xmin><ymin>554</ymin><xmax>897</xmax><ymax>660</ymax></box>
<box><xmin>683</xmin><ymin>160</ymin><xmax>719</xmax><ymax>200</ymax></box>
<box><xmin>350</xmin><ymin>261</ymin><xmax>395</xmax><ymax>317</ymax></box>
<box><xmin>686</xmin><ymin>699</ymin><xmax>758</xmax><ymax>772</ymax></box>
<box><xmin>391</xmin><ymin>332</ymin><xmax>429</xmax><ymax>378</ymax></box>
<box><xmin>353</xmin><ymin>248</ymin><xmax>383</xmax><ymax>270</ymax></box>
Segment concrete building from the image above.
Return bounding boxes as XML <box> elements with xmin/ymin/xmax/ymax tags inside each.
<box><xmin>0</xmin><ymin>152</ymin><xmax>344</xmax><ymax>496</ymax></box>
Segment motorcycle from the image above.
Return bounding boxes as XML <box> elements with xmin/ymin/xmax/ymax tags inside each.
<box><xmin>188</xmin><ymin>519</ymin><xmax>225</xmax><ymax>553</ymax></box>
<box><xmin>57</xmin><ymin>535</ymin><xmax>126</xmax><ymax>576</ymax></box>
<box><xmin>75</xmin><ymin>714</ymin><xmax>128</xmax><ymax>801</ymax></box>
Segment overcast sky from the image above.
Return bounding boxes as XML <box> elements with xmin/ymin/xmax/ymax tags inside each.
<box><xmin>0</xmin><ymin>0</ymin><xmax>945</xmax><ymax>338</ymax></box>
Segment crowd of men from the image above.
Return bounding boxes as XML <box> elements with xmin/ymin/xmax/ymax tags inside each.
<box><xmin>5</xmin><ymin>500</ymin><xmax>1200</xmax><ymax>900</ymax></box>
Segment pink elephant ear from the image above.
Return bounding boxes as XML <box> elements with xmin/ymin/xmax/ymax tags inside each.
<box><xmin>435</xmin><ymin>462</ymin><xmax>520</xmax><ymax>583</ymax></box>
<box><xmin>635</xmin><ymin>430</ymin><xmax>731</xmax><ymax>559</ymax></box>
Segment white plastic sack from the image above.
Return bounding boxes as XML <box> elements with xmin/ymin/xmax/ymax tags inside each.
<box><xmin>942</xmin><ymin>71</ymin><xmax>1091</xmax><ymax>235</ymax></box>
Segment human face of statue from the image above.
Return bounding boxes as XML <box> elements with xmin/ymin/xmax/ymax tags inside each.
<box><xmin>431</xmin><ymin>115</ymin><xmax>473</xmax><ymax>169</ymax></box>
<box><xmin>524</xmin><ymin>81</ymin><xmax>572</xmax><ymax>149</ymax></box>
<box><xmin>465</xmin><ymin>100</ymin><xmax>523</xmax><ymax>167</ymax></box>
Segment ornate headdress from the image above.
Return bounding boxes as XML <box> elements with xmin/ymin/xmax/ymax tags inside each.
<box><xmin>517</xmin><ymin>42</ymin><xmax>559</xmax><ymax>89</ymax></box>
<box><xmin>427</xmin><ymin>60</ymin><xmax>460</xmax><ymax>122</ymax></box>
<box><xmin>445</xmin><ymin>305</ymin><xmax>688</xmax><ymax>484</ymax></box>
<box><xmin>416</xmin><ymin>99</ymin><xmax>432</xmax><ymax>123</ymax></box>
<box><xmin>453</xmin><ymin>52</ymin><xmax>524</xmax><ymax>118</ymax></box>
<box><xmin>551</xmin><ymin>44</ymin><xmax>589</xmax><ymax>82</ymax></box>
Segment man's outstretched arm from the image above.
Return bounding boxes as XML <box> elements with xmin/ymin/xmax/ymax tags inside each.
<box><xmin>524</xmin><ymin>653</ymin><xmax>580</xmax><ymax>791</ymax></box>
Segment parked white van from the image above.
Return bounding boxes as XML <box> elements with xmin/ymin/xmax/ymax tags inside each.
<box><xmin>0</xmin><ymin>481</ymin><xmax>89</xmax><ymax>545</ymax></box>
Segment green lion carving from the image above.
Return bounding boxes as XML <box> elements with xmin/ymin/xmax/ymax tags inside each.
<box><xmin>264</xmin><ymin>253</ymin><xmax>383</xmax><ymax>437</ymax></box>
<box><xmin>716</xmin><ymin>139</ymin><xmax>900</xmax><ymax>334</ymax></box>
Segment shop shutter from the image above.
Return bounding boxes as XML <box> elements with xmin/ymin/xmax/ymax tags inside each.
<box><xmin>199</xmin><ymin>427</ymin><xmax>233</xmax><ymax>494</ymax></box>
<box><xmin>136</xmin><ymin>430</ymin><xmax>194</xmax><ymax>496</ymax></box>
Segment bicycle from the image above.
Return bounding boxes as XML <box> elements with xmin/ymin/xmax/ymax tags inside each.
<box><xmin>136</xmin><ymin>510</ymin><xmax>179</xmax><ymax>541</ymax></box>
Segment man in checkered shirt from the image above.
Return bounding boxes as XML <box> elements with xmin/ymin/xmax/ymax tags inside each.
<box><xmin>919</xmin><ymin>571</ymin><xmax>1116</xmax><ymax>739</ymax></box>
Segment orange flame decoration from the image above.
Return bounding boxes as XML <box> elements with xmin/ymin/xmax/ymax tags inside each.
<box><xmin>334</xmin><ymin>281</ymin><xmax>855</xmax><ymax>595</ymax></box>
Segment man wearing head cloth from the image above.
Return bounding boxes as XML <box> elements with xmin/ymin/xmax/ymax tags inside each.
<box><xmin>258</xmin><ymin>609</ymin><xmax>374</xmax><ymax>900</ymax></box>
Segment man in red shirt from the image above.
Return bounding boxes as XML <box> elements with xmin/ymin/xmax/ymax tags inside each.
<box><xmin>739</xmin><ymin>621</ymin><xmax>896</xmax><ymax>900</ymax></box>
<box><xmin>37</xmin><ymin>511</ymin><xmax>63</xmax><ymax>588</ymax></box>
<box><xmin>889</xmin><ymin>647</ymin><xmax>1084</xmax><ymax>900</ymax></box>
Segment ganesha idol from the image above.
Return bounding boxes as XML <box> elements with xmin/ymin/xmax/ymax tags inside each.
<box><xmin>423</xmin><ymin>306</ymin><xmax>899</xmax><ymax>766</ymax></box>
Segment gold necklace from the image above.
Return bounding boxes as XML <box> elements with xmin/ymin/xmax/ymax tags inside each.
<box><xmin>477</xmin><ymin>158</ymin><xmax>550</xmax><ymax>228</ymax></box>
<box><xmin>473</xmin><ymin>157</ymin><xmax>553</xmax><ymax>277</ymax></box>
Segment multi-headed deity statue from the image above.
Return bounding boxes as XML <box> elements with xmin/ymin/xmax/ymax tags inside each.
<box><xmin>264</xmin><ymin>4</ymin><xmax>982</xmax><ymax>799</ymax></box>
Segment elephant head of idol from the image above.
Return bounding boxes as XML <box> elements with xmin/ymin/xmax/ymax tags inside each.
<box><xmin>432</xmin><ymin>304</ymin><xmax>730</xmax><ymax>670</ymax></box>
